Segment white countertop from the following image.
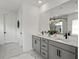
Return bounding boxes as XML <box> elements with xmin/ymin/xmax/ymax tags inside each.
<box><xmin>33</xmin><ymin>34</ymin><xmax>78</xmax><ymax>47</ymax></box>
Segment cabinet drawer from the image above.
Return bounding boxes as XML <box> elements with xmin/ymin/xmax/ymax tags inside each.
<box><xmin>41</xmin><ymin>42</ymin><xmax>48</xmax><ymax>51</ymax></box>
<box><xmin>32</xmin><ymin>35</ymin><xmax>40</xmax><ymax>40</ymax></box>
<box><xmin>41</xmin><ymin>38</ymin><xmax>48</xmax><ymax>43</ymax></box>
<box><xmin>49</xmin><ymin>40</ymin><xmax>76</xmax><ymax>53</ymax></box>
<box><xmin>41</xmin><ymin>49</ymin><xmax>48</xmax><ymax>59</ymax></box>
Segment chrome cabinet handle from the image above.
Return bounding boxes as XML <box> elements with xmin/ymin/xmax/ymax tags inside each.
<box><xmin>35</xmin><ymin>40</ymin><xmax>37</xmax><ymax>44</ymax></box>
<box><xmin>42</xmin><ymin>52</ymin><xmax>46</xmax><ymax>56</ymax></box>
<box><xmin>58</xmin><ymin>50</ymin><xmax>61</xmax><ymax>57</ymax></box>
<box><xmin>42</xmin><ymin>45</ymin><xmax>46</xmax><ymax>47</ymax></box>
<box><xmin>57</xmin><ymin>49</ymin><xmax>61</xmax><ymax>57</ymax></box>
<box><xmin>43</xmin><ymin>40</ymin><xmax>45</xmax><ymax>41</ymax></box>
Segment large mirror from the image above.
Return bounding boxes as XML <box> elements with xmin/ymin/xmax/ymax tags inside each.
<box><xmin>49</xmin><ymin>16</ymin><xmax>68</xmax><ymax>34</ymax></box>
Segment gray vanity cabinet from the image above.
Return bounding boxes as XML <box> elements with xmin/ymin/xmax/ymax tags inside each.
<box><xmin>32</xmin><ymin>35</ymin><xmax>77</xmax><ymax>59</ymax></box>
<box><xmin>32</xmin><ymin>35</ymin><xmax>40</xmax><ymax>54</ymax></box>
<box><xmin>49</xmin><ymin>44</ymin><xmax>75</xmax><ymax>59</ymax></box>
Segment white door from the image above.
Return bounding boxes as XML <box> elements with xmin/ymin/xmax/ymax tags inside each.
<box><xmin>16</xmin><ymin>19</ymin><xmax>23</xmax><ymax>46</ymax></box>
<box><xmin>0</xmin><ymin>15</ymin><xmax>4</xmax><ymax>43</ymax></box>
<box><xmin>16</xmin><ymin>10</ymin><xmax>23</xmax><ymax>47</ymax></box>
<box><xmin>5</xmin><ymin>14</ymin><xmax>17</xmax><ymax>42</ymax></box>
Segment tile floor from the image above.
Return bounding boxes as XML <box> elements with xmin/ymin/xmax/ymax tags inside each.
<box><xmin>9</xmin><ymin>50</ymin><xmax>44</xmax><ymax>59</ymax></box>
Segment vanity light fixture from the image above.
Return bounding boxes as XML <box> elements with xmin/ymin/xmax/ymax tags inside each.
<box><xmin>38</xmin><ymin>0</ymin><xmax>42</xmax><ymax>4</ymax></box>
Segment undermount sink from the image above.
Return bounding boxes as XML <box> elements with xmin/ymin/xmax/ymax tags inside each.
<box><xmin>60</xmin><ymin>39</ymin><xmax>71</xmax><ymax>42</ymax></box>
<box><xmin>55</xmin><ymin>37</ymin><xmax>71</xmax><ymax>42</ymax></box>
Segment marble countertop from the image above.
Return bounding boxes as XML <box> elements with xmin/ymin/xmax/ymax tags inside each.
<box><xmin>33</xmin><ymin>34</ymin><xmax>78</xmax><ymax>47</ymax></box>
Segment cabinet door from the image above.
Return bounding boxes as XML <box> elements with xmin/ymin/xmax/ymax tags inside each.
<box><xmin>32</xmin><ymin>36</ymin><xmax>40</xmax><ymax>53</ymax></box>
<box><xmin>49</xmin><ymin>45</ymin><xmax>59</xmax><ymax>59</ymax></box>
<box><xmin>49</xmin><ymin>44</ymin><xmax>75</xmax><ymax>59</ymax></box>
<box><xmin>60</xmin><ymin>49</ymin><xmax>75</xmax><ymax>59</ymax></box>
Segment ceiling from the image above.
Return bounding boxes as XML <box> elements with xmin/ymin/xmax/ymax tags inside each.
<box><xmin>0</xmin><ymin>0</ymin><xmax>23</xmax><ymax>13</ymax></box>
<box><xmin>25</xmin><ymin>0</ymin><xmax>52</xmax><ymax>7</ymax></box>
<box><xmin>0</xmin><ymin>0</ymin><xmax>78</xmax><ymax>13</ymax></box>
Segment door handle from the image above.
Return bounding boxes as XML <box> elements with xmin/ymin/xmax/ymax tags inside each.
<box><xmin>4</xmin><ymin>32</ymin><xmax>6</xmax><ymax>34</ymax></box>
<box><xmin>20</xmin><ymin>32</ymin><xmax>22</xmax><ymax>35</ymax></box>
<box><xmin>35</xmin><ymin>40</ymin><xmax>37</xmax><ymax>44</ymax></box>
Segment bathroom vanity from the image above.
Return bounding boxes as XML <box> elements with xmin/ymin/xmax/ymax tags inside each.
<box><xmin>32</xmin><ymin>34</ymin><xmax>78</xmax><ymax>59</ymax></box>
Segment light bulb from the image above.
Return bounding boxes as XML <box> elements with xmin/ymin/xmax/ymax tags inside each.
<box><xmin>38</xmin><ymin>0</ymin><xmax>42</xmax><ymax>4</ymax></box>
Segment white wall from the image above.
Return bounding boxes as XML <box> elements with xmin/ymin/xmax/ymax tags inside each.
<box><xmin>39</xmin><ymin>11</ymin><xmax>50</xmax><ymax>32</ymax></box>
<box><xmin>67</xmin><ymin>12</ymin><xmax>78</xmax><ymax>32</ymax></box>
<box><xmin>18</xmin><ymin>3</ymin><xmax>40</xmax><ymax>52</ymax></box>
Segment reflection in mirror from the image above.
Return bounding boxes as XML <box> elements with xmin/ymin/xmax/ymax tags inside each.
<box><xmin>55</xmin><ymin>21</ymin><xmax>63</xmax><ymax>33</ymax></box>
<box><xmin>49</xmin><ymin>17</ymin><xmax>67</xmax><ymax>34</ymax></box>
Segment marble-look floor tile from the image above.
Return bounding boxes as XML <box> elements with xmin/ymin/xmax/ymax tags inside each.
<box><xmin>9</xmin><ymin>50</ymin><xmax>44</xmax><ymax>59</ymax></box>
<box><xmin>10</xmin><ymin>53</ymin><xmax>35</xmax><ymax>59</ymax></box>
<box><xmin>27</xmin><ymin>50</ymin><xmax>44</xmax><ymax>59</ymax></box>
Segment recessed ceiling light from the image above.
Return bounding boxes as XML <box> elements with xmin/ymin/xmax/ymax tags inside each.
<box><xmin>38</xmin><ymin>0</ymin><xmax>42</xmax><ymax>4</ymax></box>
